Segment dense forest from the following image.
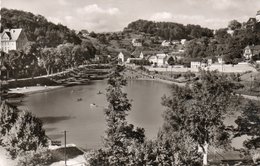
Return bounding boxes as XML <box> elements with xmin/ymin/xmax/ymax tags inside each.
<box><xmin>124</xmin><ymin>19</ymin><xmax>214</xmax><ymax>40</ymax></box>
<box><xmin>183</xmin><ymin>20</ymin><xmax>260</xmax><ymax>64</ymax></box>
<box><xmin>1</xmin><ymin>8</ymin><xmax>81</xmax><ymax>47</ymax></box>
<box><xmin>123</xmin><ymin>19</ymin><xmax>260</xmax><ymax>64</ymax></box>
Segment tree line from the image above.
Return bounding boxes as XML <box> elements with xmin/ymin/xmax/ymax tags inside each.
<box><xmin>0</xmin><ymin>8</ymin><xmax>98</xmax><ymax>79</ymax></box>
<box><xmin>184</xmin><ymin>20</ymin><xmax>260</xmax><ymax>64</ymax></box>
<box><xmin>124</xmin><ymin>19</ymin><xmax>213</xmax><ymax>40</ymax></box>
<box><xmin>0</xmin><ymin>40</ymin><xmax>96</xmax><ymax>79</ymax></box>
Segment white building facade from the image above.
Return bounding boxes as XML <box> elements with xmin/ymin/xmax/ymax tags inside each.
<box><xmin>0</xmin><ymin>29</ymin><xmax>28</xmax><ymax>53</ymax></box>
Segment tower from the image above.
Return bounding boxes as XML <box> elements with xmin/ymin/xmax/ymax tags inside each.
<box><xmin>256</xmin><ymin>10</ymin><xmax>260</xmax><ymax>22</ymax></box>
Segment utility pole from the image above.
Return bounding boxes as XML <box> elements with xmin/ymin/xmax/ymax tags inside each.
<box><xmin>64</xmin><ymin>130</ymin><xmax>67</xmax><ymax>166</ymax></box>
<box><xmin>250</xmin><ymin>74</ymin><xmax>253</xmax><ymax>91</ymax></box>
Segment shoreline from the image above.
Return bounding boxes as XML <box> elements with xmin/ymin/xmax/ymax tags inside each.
<box><xmin>6</xmin><ymin>77</ymin><xmax>181</xmax><ymax>96</ymax></box>
<box><xmin>134</xmin><ymin>77</ymin><xmax>185</xmax><ymax>86</ymax></box>
<box><xmin>7</xmin><ymin>77</ymin><xmax>260</xmax><ymax>102</ymax></box>
<box><xmin>8</xmin><ymin>85</ymin><xmax>64</xmax><ymax>95</ymax></box>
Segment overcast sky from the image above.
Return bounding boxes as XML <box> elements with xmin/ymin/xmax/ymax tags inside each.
<box><xmin>2</xmin><ymin>0</ymin><xmax>260</xmax><ymax>32</ymax></box>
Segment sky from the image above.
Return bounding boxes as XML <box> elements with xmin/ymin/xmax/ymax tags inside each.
<box><xmin>2</xmin><ymin>0</ymin><xmax>260</xmax><ymax>32</ymax></box>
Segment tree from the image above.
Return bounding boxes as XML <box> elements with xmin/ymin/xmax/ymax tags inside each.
<box><xmin>71</xmin><ymin>45</ymin><xmax>83</xmax><ymax>66</ymax></box>
<box><xmin>56</xmin><ymin>43</ymin><xmax>74</xmax><ymax>68</ymax></box>
<box><xmin>160</xmin><ymin>85</ymin><xmax>202</xmax><ymax>165</ymax></box>
<box><xmin>234</xmin><ymin>100</ymin><xmax>260</xmax><ymax>164</ymax></box>
<box><xmin>39</xmin><ymin>47</ymin><xmax>55</xmax><ymax>75</ymax></box>
<box><xmin>2</xmin><ymin>111</ymin><xmax>47</xmax><ymax>159</ymax></box>
<box><xmin>89</xmin><ymin>31</ymin><xmax>97</xmax><ymax>38</ymax></box>
<box><xmin>161</xmin><ymin>70</ymin><xmax>240</xmax><ymax>165</ymax></box>
<box><xmin>88</xmin><ymin>65</ymin><xmax>145</xmax><ymax>165</ymax></box>
<box><xmin>167</xmin><ymin>56</ymin><xmax>175</xmax><ymax>66</ymax></box>
<box><xmin>228</xmin><ymin>20</ymin><xmax>242</xmax><ymax>30</ymax></box>
<box><xmin>0</xmin><ymin>101</ymin><xmax>18</xmax><ymax>143</ymax></box>
<box><xmin>17</xmin><ymin>147</ymin><xmax>52</xmax><ymax>166</ymax></box>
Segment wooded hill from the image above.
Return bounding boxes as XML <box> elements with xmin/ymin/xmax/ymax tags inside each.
<box><xmin>1</xmin><ymin>8</ymin><xmax>81</xmax><ymax>47</ymax></box>
<box><xmin>124</xmin><ymin>19</ymin><xmax>214</xmax><ymax>40</ymax></box>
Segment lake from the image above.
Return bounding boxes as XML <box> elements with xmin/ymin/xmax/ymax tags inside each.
<box><xmin>21</xmin><ymin>80</ymin><xmax>171</xmax><ymax>149</ymax></box>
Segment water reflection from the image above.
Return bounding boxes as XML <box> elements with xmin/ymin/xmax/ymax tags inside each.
<box><xmin>23</xmin><ymin>80</ymin><xmax>170</xmax><ymax>149</ymax></box>
<box><xmin>40</xmin><ymin>116</ymin><xmax>75</xmax><ymax>124</ymax></box>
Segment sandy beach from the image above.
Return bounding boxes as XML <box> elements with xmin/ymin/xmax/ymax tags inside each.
<box><xmin>9</xmin><ymin>85</ymin><xmax>64</xmax><ymax>95</ymax></box>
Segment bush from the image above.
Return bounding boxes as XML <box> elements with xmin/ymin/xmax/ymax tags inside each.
<box><xmin>17</xmin><ymin>148</ymin><xmax>52</xmax><ymax>166</ymax></box>
<box><xmin>1</xmin><ymin>110</ymin><xmax>47</xmax><ymax>159</ymax></box>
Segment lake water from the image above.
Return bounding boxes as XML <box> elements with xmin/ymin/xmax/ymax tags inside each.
<box><xmin>21</xmin><ymin>80</ymin><xmax>171</xmax><ymax>149</ymax></box>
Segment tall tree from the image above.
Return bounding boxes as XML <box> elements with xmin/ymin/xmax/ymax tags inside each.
<box><xmin>2</xmin><ymin>111</ymin><xmax>47</xmax><ymax>159</ymax></box>
<box><xmin>88</xmin><ymin>65</ymin><xmax>145</xmax><ymax>165</ymax></box>
<box><xmin>161</xmin><ymin>70</ymin><xmax>240</xmax><ymax>165</ymax></box>
<box><xmin>234</xmin><ymin>100</ymin><xmax>260</xmax><ymax>164</ymax></box>
<box><xmin>0</xmin><ymin>101</ymin><xmax>18</xmax><ymax>142</ymax></box>
<box><xmin>39</xmin><ymin>47</ymin><xmax>55</xmax><ymax>75</ymax></box>
<box><xmin>228</xmin><ymin>20</ymin><xmax>242</xmax><ymax>30</ymax></box>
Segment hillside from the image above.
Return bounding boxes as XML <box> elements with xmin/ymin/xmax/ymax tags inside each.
<box><xmin>1</xmin><ymin>8</ymin><xmax>81</xmax><ymax>47</ymax></box>
<box><xmin>81</xmin><ymin>19</ymin><xmax>215</xmax><ymax>59</ymax></box>
<box><xmin>1</xmin><ymin>7</ymin><xmax>260</xmax><ymax>64</ymax></box>
<box><xmin>124</xmin><ymin>19</ymin><xmax>214</xmax><ymax>40</ymax></box>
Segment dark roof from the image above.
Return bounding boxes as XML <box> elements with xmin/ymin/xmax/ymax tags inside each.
<box><xmin>247</xmin><ymin>18</ymin><xmax>256</xmax><ymax>24</ymax></box>
<box><xmin>1</xmin><ymin>29</ymin><xmax>23</xmax><ymax>41</ymax></box>
<box><xmin>5</xmin><ymin>32</ymin><xmax>12</xmax><ymax>39</ymax></box>
<box><xmin>131</xmin><ymin>49</ymin><xmax>142</xmax><ymax>58</ymax></box>
<box><xmin>120</xmin><ymin>51</ymin><xmax>131</xmax><ymax>59</ymax></box>
<box><xmin>257</xmin><ymin>10</ymin><xmax>260</xmax><ymax>15</ymax></box>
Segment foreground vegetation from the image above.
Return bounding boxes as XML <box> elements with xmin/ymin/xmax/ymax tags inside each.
<box><xmin>0</xmin><ymin>67</ymin><xmax>260</xmax><ymax>165</ymax></box>
<box><xmin>86</xmin><ymin>67</ymin><xmax>260</xmax><ymax>165</ymax></box>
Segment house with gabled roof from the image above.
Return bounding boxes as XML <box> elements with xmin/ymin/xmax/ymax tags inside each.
<box><xmin>243</xmin><ymin>45</ymin><xmax>260</xmax><ymax>60</ymax></box>
<box><xmin>0</xmin><ymin>28</ymin><xmax>28</xmax><ymax>53</ymax></box>
<box><xmin>126</xmin><ymin>51</ymin><xmax>144</xmax><ymax>64</ymax></box>
<box><xmin>147</xmin><ymin>53</ymin><xmax>168</xmax><ymax>67</ymax></box>
<box><xmin>118</xmin><ymin>51</ymin><xmax>131</xmax><ymax>64</ymax></box>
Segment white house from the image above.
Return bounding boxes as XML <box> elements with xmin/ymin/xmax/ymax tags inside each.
<box><xmin>157</xmin><ymin>54</ymin><xmax>168</xmax><ymax>66</ymax></box>
<box><xmin>243</xmin><ymin>45</ymin><xmax>260</xmax><ymax>60</ymax></box>
<box><xmin>0</xmin><ymin>28</ymin><xmax>28</xmax><ymax>53</ymax></box>
<box><xmin>181</xmin><ymin>39</ymin><xmax>187</xmax><ymax>45</ymax></box>
<box><xmin>172</xmin><ymin>40</ymin><xmax>180</xmax><ymax>45</ymax></box>
<box><xmin>148</xmin><ymin>53</ymin><xmax>168</xmax><ymax>67</ymax></box>
<box><xmin>217</xmin><ymin>56</ymin><xmax>225</xmax><ymax>64</ymax></box>
<box><xmin>191</xmin><ymin>61</ymin><xmax>207</xmax><ymax>69</ymax></box>
<box><xmin>207</xmin><ymin>59</ymin><xmax>213</xmax><ymax>66</ymax></box>
<box><xmin>139</xmin><ymin>52</ymin><xmax>144</xmax><ymax>59</ymax></box>
<box><xmin>118</xmin><ymin>52</ymin><xmax>125</xmax><ymax>64</ymax></box>
<box><xmin>161</xmin><ymin>40</ymin><xmax>171</xmax><ymax>47</ymax></box>
<box><xmin>191</xmin><ymin>61</ymin><xmax>201</xmax><ymax>69</ymax></box>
